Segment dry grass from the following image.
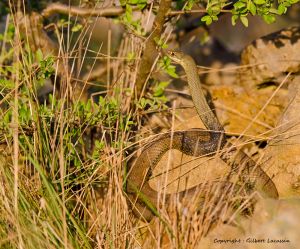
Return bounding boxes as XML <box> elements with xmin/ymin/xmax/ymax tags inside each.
<box><xmin>0</xmin><ymin>3</ymin><xmax>299</xmax><ymax>249</ymax></box>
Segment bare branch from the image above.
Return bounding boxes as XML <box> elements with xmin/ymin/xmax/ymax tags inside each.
<box><xmin>42</xmin><ymin>3</ymin><xmax>135</xmax><ymax>18</ymax></box>
<box><xmin>134</xmin><ymin>0</ymin><xmax>172</xmax><ymax>98</ymax></box>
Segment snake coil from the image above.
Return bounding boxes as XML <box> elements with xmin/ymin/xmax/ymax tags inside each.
<box><xmin>127</xmin><ymin>51</ymin><xmax>278</xmax><ymax>221</ymax></box>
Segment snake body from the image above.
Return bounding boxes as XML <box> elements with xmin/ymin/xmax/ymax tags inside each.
<box><xmin>127</xmin><ymin>51</ymin><xmax>278</xmax><ymax>221</ymax></box>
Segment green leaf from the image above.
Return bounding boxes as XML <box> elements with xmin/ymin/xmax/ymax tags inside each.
<box><xmin>211</xmin><ymin>15</ymin><xmax>218</xmax><ymax>21</ymax></box>
<box><xmin>125</xmin><ymin>4</ymin><xmax>133</xmax><ymax>22</ymax></box>
<box><xmin>277</xmin><ymin>4</ymin><xmax>287</xmax><ymax>15</ymax></box>
<box><xmin>263</xmin><ymin>14</ymin><xmax>276</xmax><ymax>24</ymax></box>
<box><xmin>126</xmin><ymin>52</ymin><xmax>135</xmax><ymax>61</ymax></box>
<box><xmin>184</xmin><ymin>0</ymin><xmax>194</xmax><ymax>10</ymax></box>
<box><xmin>137</xmin><ymin>3</ymin><xmax>147</xmax><ymax>9</ymax></box>
<box><xmin>231</xmin><ymin>15</ymin><xmax>238</xmax><ymax>26</ymax></box>
<box><xmin>71</xmin><ymin>23</ymin><xmax>83</xmax><ymax>32</ymax></box>
<box><xmin>211</xmin><ymin>6</ymin><xmax>221</xmax><ymax>14</ymax></box>
<box><xmin>120</xmin><ymin>0</ymin><xmax>126</xmax><ymax>6</ymax></box>
<box><xmin>128</xmin><ymin>0</ymin><xmax>146</xmax><ymax>4</ymax></box>
<box><xmin>153</xmin><ymin>81</ymin><xmax>169</xmax><ymax>97</ymax></box>
<box><xmin>0</xmin><ymin>79</ymin><xmax>14</xmax><ymax>89</ymax></box>
<box><xmin>234</xmin><ymin>1</ymin><xmax>246</xmax><ymax>9</ymax></box>
<box><xmin>248</xmin><ymin>1</ymin><xmax>257</xmax><ymax>15</ymax></box>
<box><xmin>154</xmin><ymin>37</ymin><xmax>168</xmax><ymax>49</ymax></box>
<box><xmin>36</xmin><ymin>49</ymin><xmax>43</xmax><ymax>63</ymax></box>
<box><xmin>269</xmin><ymin>8</ymin><xmax>279</xmax><ymax>14</ymax></box>
<box><xmin>253</xmin><ymin>0</ymin><xmax>265</xmax><ymax>4</ymax></box>
<box><xmin>166</xmin><ymin>66</ymin><xmax>178</xmax><ymax>78</ymax></box>
<box><xmin>201</xmin><ymin>15</ymin><xmax>213</xmax><ymax>25</ymax></box>
<box><xmin>240</xmin><ymin>16</ymin><xmax>249</xmax><ymax>27</ymax></box>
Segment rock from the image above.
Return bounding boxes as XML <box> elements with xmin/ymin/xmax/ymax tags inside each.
<box><xmin>263</xmin><ymin>75</ymin><xmax>300</xmax><ymax>197</ymax></box>
<box><xmin>239</xmin><ymin>27</ymin><xmax>300</xmax><ymax>89</ymax></box>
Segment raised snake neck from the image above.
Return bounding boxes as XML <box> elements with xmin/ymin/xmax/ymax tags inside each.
<box><xmin>127</xmin><ymin>51</ymin><xmax>278</xmax><ymax>221</ymax></box>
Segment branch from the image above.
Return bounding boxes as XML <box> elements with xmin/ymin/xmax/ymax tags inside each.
<box><xmin>134</xmin><ymin>0</ymin><xmax>172</xmax><ymax>98</ymax></box>
<box><xmin>42</xmin><ymin>3</ymin><xmax>136</xmax><ymax>18</ymax></box>
<box><xmin>42</xmin><ymin>2</ymin><xmax>230</xmax><ymax>19</ymax></box>
<box><xmin>41</xmin><ymin>0</ymin><xmax>236</xmax><ymax>35</ymax></box>
<box><xmin>167</xmin><ymin>9</ymin><xmax>231</xmax><ymax>16</ymax></box>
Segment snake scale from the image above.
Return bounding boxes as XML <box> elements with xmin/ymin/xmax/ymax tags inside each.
<box><xmin>127</xmin><ymin>51</ymin><xmax>278</xmax><ymax>221</ymax></box>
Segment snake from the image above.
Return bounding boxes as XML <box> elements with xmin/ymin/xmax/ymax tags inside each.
<box><xmin>126</xmin><ymin>50</ymin><xmax>278</xmax><ymax>221</ymax></box>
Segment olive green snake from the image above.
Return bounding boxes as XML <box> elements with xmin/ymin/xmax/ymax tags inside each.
<box><xmin>126</xmin><ymin>51</ymin><xmax>278</xmax><ymax>221</ymax></box>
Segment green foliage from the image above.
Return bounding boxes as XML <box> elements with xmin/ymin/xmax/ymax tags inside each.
<box><xmin>120</xmin><ymin>0</ymin><xmax>147</xmax><ymax>9</ymax></box>
<box><xmin>71</xmin><ymin>23</ymin><xmax>83</xmax><ymax>33</ymax></box>
<box><xmin>184</xmin><ymin>0</ymin><xmax>200</xmax><ymax>10</ymax></box>
<box><xmin>0</xmin><ymin>1</ymin><xmax>297</xmax><ymax>246</ymax></box>
<box><xmin>118</xmin><ymin>0</ymin><xmax>297</xmax><ymax>35</ymax></box>
<box><xmin>153</xmin><ymin>81</ymin><xmax>169</xmax><ymax>98</ymax></box>
<box><xmin>199</xmin><ymin>0</ymin><xmax>299</xmax><ymax>27</ymax></box>
<box><xmin>0</xmin><ymin>22</ymin><xmax>15</xmax><ymax>42</ymax></box>
<box><xmin>154</xmin><ymin>37</ymin><xmax>168</xmax><ymax>49</ymax></box>
<box><xmin>158</xmin><ymin>56</ymin><xmax>178</xmax><ymax>78</ymax></box>
<box><xmin>35</xmin><ymin>49</ymin><xmax>55</xmax><ymax>83</ymax></box>
<box><xmin>119</xmin><ymin>0</ymin><xmax>148</xmax><ymax>35</ymax></box>
<box><xmin>136</xmin><ymin>81</ymin><xmax>170</xmax><ymax>112</ymax></box>
<box><xmin>57</xmin><ymin>18</ymin><xmax>83</xmax><ymax>33</ymax></box>
<box><xmin>201</xmin><ymin>0</ymin><xmax>224</xmax><ymax>25</ymax></box>
<box><xmin>121</xmin><ymin>4</ymin><xmax>145</xmax><ymax>36</ymax></box>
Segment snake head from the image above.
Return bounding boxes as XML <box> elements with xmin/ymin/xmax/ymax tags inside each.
<box><xmin>164</xmin><ymin>50</ymin><xmax>195</xmax><ymax>68</ymax></box>
<box><xmin>164</xmin><ymin>50</ymin><xmax>184</xmax><ymax>63</ymax></box>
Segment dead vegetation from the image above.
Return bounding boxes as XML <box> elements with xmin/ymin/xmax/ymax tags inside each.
<box><xmin>0</xmin><ymin>1</ymin><xmax>300</xmax><ymax>248</ymax></box>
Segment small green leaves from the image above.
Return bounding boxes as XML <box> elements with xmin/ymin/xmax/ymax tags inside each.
<box><xmin>126</xmin><ymin>52</ymin><xmax>135</xmax><ymax>61</ymax></box>
<box><xmin>0</xmin><ymin>78</ymin><xmax>14</xmax><ymax>90</ymax></box>
<box><xmin>276</xmin><ymin>0</ymin><xmax>299</xmax><ymax>15</ymax></box>
<box><xmin>138</xmin><ymin>97</ymin><xmax>150</xmax><ymax>109</ymax></box>
<box><xmin>158</xmin><ymin>56</ymin><xmax>178</xmax><ymax>78</ymax></box>
<box><xmin>201</xmin><ymin>15</ymin><xmax>213</xmax><ymax>25</ymax></box>
<box><xmin>0</xmin><ymin>22</ymin><xmax>14</xmax><ymax>42</ymax></box>
<box><xmin>232</xmin><ymin>0</ymin><xmax>249</xmax><ymax>27</ymax></box>
<box><xmin>121</xmin><ymin>4</ymin><xmax>145</xmax><ymax>35</ymax></box>
<box><xmin>201</xmin><ymin>0</ymin><xmax>223</xmax><ymax>26</ymax></box>
<box><xmin>153</xmin><ymin>81</ymin><xmax>169</xmax><ymax>97</ymax></box>
<box><xmin>248</xmin><ymin>1</ymin><xmax>257</xmax><ymax>15</ymax></box>
<box><xmin>121</xmin><ymin>0</ymin><xmax>147</xmax><ymax>9</ymax></box>
<box><xmin>136</xmin><ymin>82</ymin><xmax>169</xmax><ymax>112</ymax></box>
<box><xmin>277</xmin><ymin>4</ymin><xmax>287</xmax><ymax>14</ymax></box>
<box><xmin>234</xmin><ymin>1</ymin><xmax>246</xmax><ymax>9</ymax></box>
<box><xmin>184</xmin><ymin>0</ymin><xmax>196</xmax><ymax>11</ymax></box>
<box><xmin>19</xmin><ymin>104</ymin><xmax>31</xmax><ymax>125</ymax></box>
<box><xmin>231</xmin><ymin>15</ymin><xmax>238</xmax><ymax>26</ymax></box>
<box><xmin>229</xmin><ymin>0</ymin><xmax>295</xmax><ymax>26</ymax></box>
<box><xmin>240</xmin><ymin>16</ymin><xmax>249</xmax><ymax>27</ymax></box>
<box><xmin>71</xmin><ymin>23</ymin><xmax>83</xmax><ymax>33</ymax></box>
<box><xmin>35</xmin><ymin>49</ymin><xmax>44</xmax><ymax>63</ymax></box>
<box><xmin>57</xmin><ymin>18</ymin><xmax>71</xmax><ymax>28</ymax></box>
<box><xmin>37</xmin><ymin>56</ymin><xmax>55</xmax><ymax>80</ymax></box>
<box><xmin>154</xmin><ymin>37</ymin><xmax>168</xmax><ymax>49</ymax></box>
<box><xmin>253</xmin><ymin>0</ymin><xmax>266</xmax><ymax>4</ymax></box>
<box><xmin>263</xmin><ymin>14</ymin><xmax>276</xmax><ymax>24</ymax></box>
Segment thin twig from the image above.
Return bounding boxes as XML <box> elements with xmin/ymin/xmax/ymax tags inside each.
<box><xmin>167</xmin><ymin>9</ymin><xmax>231</xmax><ymax>16</ymax></box>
